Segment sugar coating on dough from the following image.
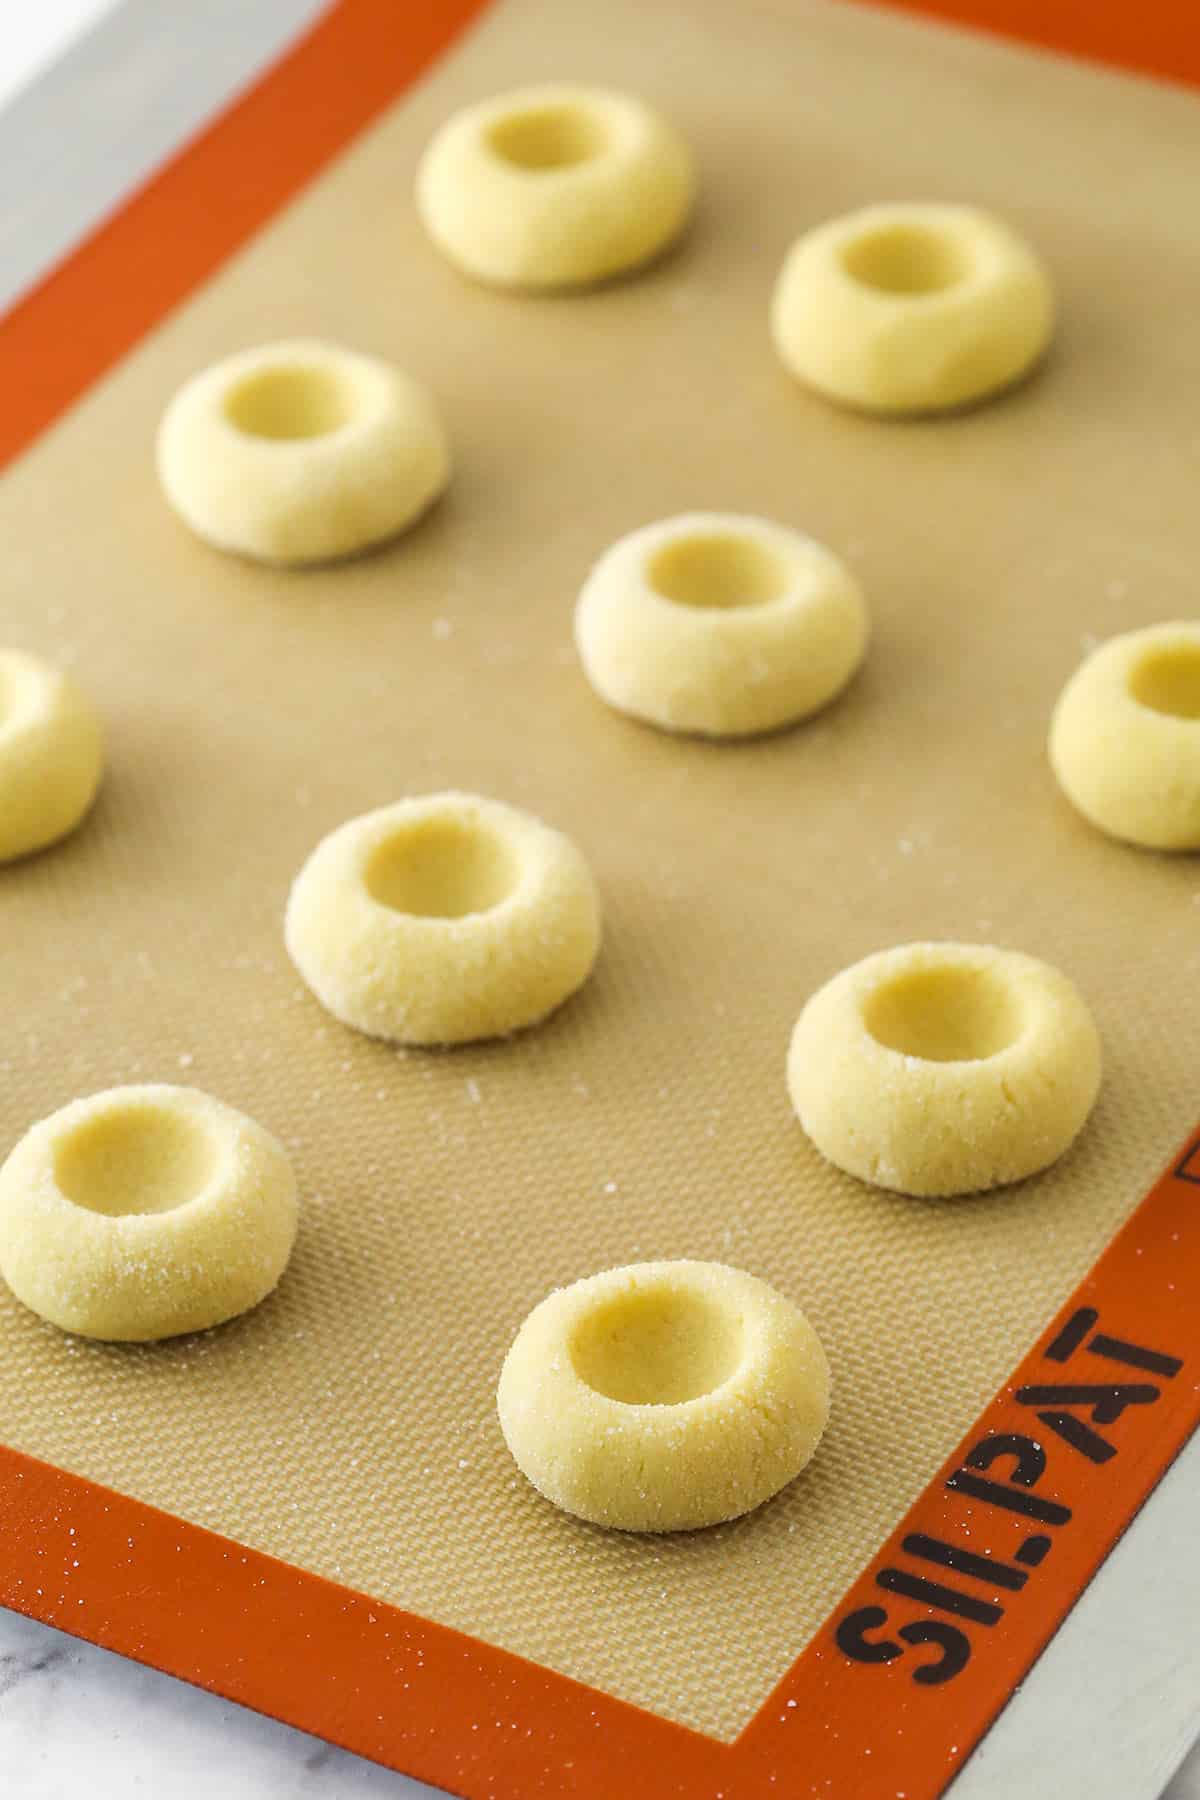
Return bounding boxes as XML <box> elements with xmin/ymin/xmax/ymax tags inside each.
<box><xmin>0</xmin><ymin>1085</ymin><xmax>297</xmax><ymax>1341</ymax></box>
<box><xmin>788</xmin><ymin>942</ymin><xmax>1101</xmax><ymax>1198</ymax></box>
<box><xmin>156</xmin><ymin>339</ymin><xmax>450</xmax><ymax>565</ymax></box>
<box><xmin>0</xmin><ymin>648</ymin><xmax>103</xmax><ymax>862</ymax></box>
<box><xmin>1049</xmin><ymin>621</ymin><xmax>1200</xmax><ymax>850</ymax></box>
<box><xmin>416</xmin><ymin>84</ymin><xmax>694</xmax><ymax>290</ymax></box>
<box><xmin>285</xmin><ymin>791</ymin><xmax>601</xmax><ymax>1045</ymax></box>
<box><xmin>771</xmin><ymin>203</ymin><xmax>1054</xmax><ymax>415</ymax></box>
<box><xmin>575</xmin><ymin>512</ymin><xmax>868</xmax><ymax>737</ymax></box>
<box><xmin>497</xmin><ymin>1259</ymin><xmax>830</xmax><ymax>1532</ymax></box>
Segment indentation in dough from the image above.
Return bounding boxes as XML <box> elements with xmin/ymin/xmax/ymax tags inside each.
<box><xmin>416</xmin><ymin>84</ymin><xmax>693</xmax><ymax>290</ymax></box>
<box><xmin>286</xmin><ymin>793</ymin><xmax>600</xmax><ymax>1044</ymax></box>
<box><xmin>569</xmin><ymin>1281</ymin><xmax>744</xmax><ymax>1404</ymax></box>
<box><xmin>863</xmin><ymin>963</ymin><xmax>1025</xmax><ymax>1063</ymax></box>
<box><xmin>771</xmin><ymin>203</ymin><xmax>1054</xmax><ymax>415</ymax></box>
<box><xmin>1129</xmin><ymin>643</ymin><xmax>1200</xmax><ymax>720</ymax></box>
<box><xmin>840</xmin><ymin>221</ymin><xmax>971</xmax><ymax>295</ymax></box>
<box><xmin>1048</xmin><ymin>623</ymin><xmax>1200</xmax><ymax>848</ymax></box>
<box><xmin>365</xmin><ymin>814</ymin><xmax>522</xmax><ymax>920</ymax></box>
<box><xmin>647</xmin><ymin>531</ymin><xmax>790</xmax><ymax>611</ymax></box>
<box><xmin>55</xmin><ymin>1102</ymin><xmax>219</xmax><ymax>1217</ymax></box>
<box><xmin>156</xmin><ymin>339</ymin><xmax>450</xmax><ymax>565</ymax></box>
<box><xmin>576</xmin><ymin>511</ymin><xmax>868</xmax><ymax>738</ymax></box>
<box><xmin>497</xmin><ymin>1259</ymin><xmax>829</xmax><ymax>1531</ymax></box>
<box><xmin>224</xmin><ymin>363</ymin><xmax>357</xmax><ymax>441</ymax></box>
<box><xmin>487</xmin><ymin>101</ymin><xmax>610</xmax><ymax>170</ymax></box>
<box><xmin>788</xmin><ymin>942</ymin><xmax>1101</xmax><ymax>1197</ymax></box>
<box><xmin>0</xmin><ymin>1085</ymin><xmax>297</xmax><ymax>1341</ymax></box>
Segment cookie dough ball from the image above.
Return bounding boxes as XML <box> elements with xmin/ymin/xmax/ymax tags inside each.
<box><xmin>788</xmin><ymin>943</ymin><xmax>1101</xmax><ymax>1198</ymax></box>
<box><xmin>0</xmin><ymin>1085</ymin><xmax>297</xmax><ymax>1341</ymax></box>
<box><xmin>285</xmin><ymin>791</ymin><xmax>601</xmax><ymax>1045</ymax></box>
<box><xmin>1049</xmin><ymin>622</ymin><xmax>1200</xmax><ymax>850</ymax></box>
<box><xmin>498</xmin><ymin>1260</ymin><xmax>830</xmax><ymax>1532</ymax></box>
<box><xmin>416</xmin><ymin>84</ymin><xmax>694</xmax><ymax>290</ymax></box>
<box><xmin>156</xmin><ymin>340</ymin><xmax>450</xmax><ymax>565</ymax></box>
<box><xmin>0</xmin><ymin>649</ymin><xmax>103</xmax><ymax>862</ymax></box>
<box><xmin>771</xmin><ymin>203</ymin><xmax>1054</xmax><ymax>415</ymax></box>
<box><xmin>575</xmin><ymin>513</ymin><xmax>868</xmax><ymax>737</ymax></box>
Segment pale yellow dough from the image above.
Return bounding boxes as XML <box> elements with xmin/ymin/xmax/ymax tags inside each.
<box><xmin>1049</xmin><ymin>621</ymin><xmax>1200</xmax><ymax>850</ymax></box>
<box><xmin>0</xmin><ymin>1085</ymin><xmax>297</xmax><ymax>1342</ymax></box>
<box><xmin>574</xmin><ymin>512</ymin><xmax>868</xmax><ymax>737</ymax></box>
<box><xmin>497</xmin><ymin>1260</ymin><xmax>830</xmax><ymax>1533</ymax></box>
<box><xmin>285</xmin><ymin>791</ymin><xmax>601</xmax><ymax>1045</ymax></box>
<box><xmin>0</xmin><ymin>649</ymin><xmax>103</xmax><ymax>862</ymax></box>
<box><xmin>416</xmin><ymin>84</ymin><xmax>694</xmax><ymax>290</ymax></box>
<box><xmin>156</xmin><ymin>339</ymin><xmax>450</xmax><ymax>565</ymax></box>
<box><xmin>788</xmin><ymin>943</ymin><xmax>1101</xmax><ymax>1198</ymax></box>
<box><xmin>771</xmin><ymin>203</ymin><xmax>1054</xmax><ymax>415</ymax></box>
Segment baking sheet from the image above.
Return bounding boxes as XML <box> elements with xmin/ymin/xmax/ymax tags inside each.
<box><xmin>2</xmin><ymin>0</ymin><xmax>1199</xmax><ymax>1743</ymax></box>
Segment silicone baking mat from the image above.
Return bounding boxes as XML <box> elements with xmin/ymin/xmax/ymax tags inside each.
<box><xmin>2</xmin><ymin>0</ymin><xmax>1199</xmax><ymax>1793</ymax></box>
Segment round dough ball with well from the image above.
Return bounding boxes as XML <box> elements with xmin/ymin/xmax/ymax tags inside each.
<box><xmin>498</xmin><ymin>1260</ymin><xmax>830</xmax><ymax>1532</ymax></box>
<box><xmin>285</xmin><ymin>791</ymin><xmax>601</xmax><ymax>1045</ymax></box>
<box><xmin>0</xmin><ymin>1085</ymin><xmax>298</xmax><ymax>1342</ymax></box>
<box><xmin>416</xmin><ymin>83</ymin><xmax>694</xmax><ymax>290</ymax></box>
<box><xmin>0</xmin><ymin>649</ymin><xmax>103</xmax><ymax>862</ymax></box>
<box><xmin>771</xmin><ymin>203</ymin><xmax>1054</xmax><ymax>415</ymax></box>
<box><xmin>156</xmin><ymin>339</ymin><xmax>450</xmax><ymax>565</ymax></box>
<box><xmin>787</xmin><ymin>943</ymin><xmax>1101</xmax><ymax>1198</ymax></box>
<box><xmin>575</xmin><ymin>512</ymin><xmax>868</xmax><ymax>737</ymax></box>
<box><xmin>1049</xmin><ymin>621</ymin><xmax>1200</xmax><ymax>850</ymax></box>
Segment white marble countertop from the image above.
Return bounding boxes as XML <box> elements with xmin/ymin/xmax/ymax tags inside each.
<box><xmin>0</xmin><ymin>1606</ymin><xmax>435</xmax><ymax>1799</ymax></box>
<box><xmin>1</xmin><ymin>5</ymin><xmax>1198</xmax><ymax>1797</ymax></box>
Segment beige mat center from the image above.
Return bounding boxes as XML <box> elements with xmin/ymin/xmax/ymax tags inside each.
<box><xmin>2</xmin><ymin>0</ymin><xmax>1198</xmax><ymax>1741</ymax></box>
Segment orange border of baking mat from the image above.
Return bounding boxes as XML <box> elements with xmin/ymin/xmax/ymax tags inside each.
<box><xmin>863</xmin><ymin>0</ymin><xmax>1200</xmax><ymax>90</ymax></box>
<box><xmin>0</xmin><ymin>0</ymin><xmax>489</xmax><ymax>472</ymax></box>
<box><xmin>2</xmin><ymin>3</ymin><xmax>1199</xmax><ymax>1795</ymax></box>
